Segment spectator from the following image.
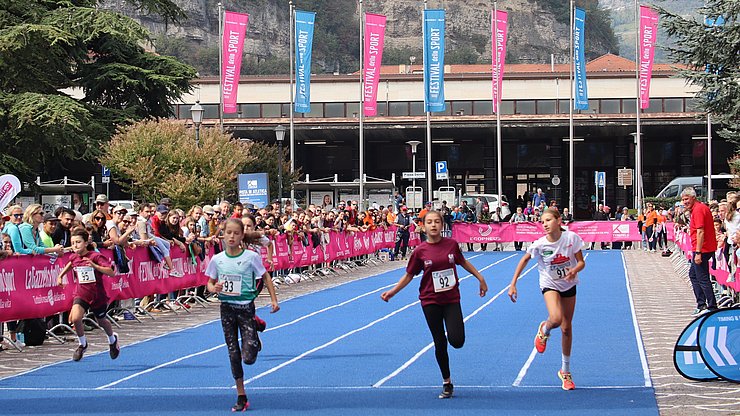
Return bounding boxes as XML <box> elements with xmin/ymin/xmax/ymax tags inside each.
<box><xmin>681</xmin><ymin>187</ymin><xmax>718</xmax><ymax>316</ymax></box>
<box><xmin>2</xmin><ymin>205</ymin><xmax>35</xmax><ymax>256</ymax></box>
<box><xmin>88</xmin><ymin>209</ymin><xmax>109</xmax><ymax>248</ymax></box>
<box><xmin>475</xmin><ymin>197</ymin><xmax>484</xmax><ymax>219</ymax></box>
<box><xmin>509</xmin><ymin>206</ymin><xmax>527</xmax><ymax>251</ymax></box>
<box><xmin>39</xmin><ymin>214</ymin><xmax>60</xmax><ymax>249</ymax></box>
<box><xmin>393</xmin><ymin>206</ymin><xmax>412</xmax><ymax>260</ymax></box>
<box><xmin>72</xmin><ymin>193</ymin><xmax>88</xmax><ymax>215</ymax></box>
<box><xmin>17</xmin><ymin>204</ymin><xmax>63</xmax><ymax>255</ymax></box>
<box><xmin>477</xmin><ymin>205</ymin><xmax>492</xmax><ymax>251</ymax></box>
<box><xmin>94</xmin><ymin>194</ymin><xmax>112</xmax><ymax>220</ymax></box>
<box><xmin>524</xmin><ymin>201</ymin><xmax>534</xmax><ymax>217</ymax></box>
<box><xmin>52</xmin><ymin>208</ymin><xmax>76</xmax><ymax>247</ymax></box>
<box><xmin>159</xmin><ymin>197</ymin><xmax>172</xmax><ymax>210</ymax></box>
<box><xmin>561</xmin><ymin>207</ymin><xmax>573</xmax><ymax>224</ymax></box>
<box><xmin>107</xmin><ymin>205</ymin><xmax>136</xmax><ymax>247</ymax></box>
<box><xmin>532</xmin><ymin>188</ymin><xmax>547</xmax><ymax>208</ymax></box>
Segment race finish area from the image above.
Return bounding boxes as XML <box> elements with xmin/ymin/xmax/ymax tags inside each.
<box><xmin>0</xmin><ymin>252</ymin><xmax>657</xmax><ymax>415</ymax></box>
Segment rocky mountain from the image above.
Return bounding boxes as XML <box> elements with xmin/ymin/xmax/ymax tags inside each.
<box><xmin>102</xmin><ymin>0</ymin><xmax>621</xmax><ymax>76</ymax></box>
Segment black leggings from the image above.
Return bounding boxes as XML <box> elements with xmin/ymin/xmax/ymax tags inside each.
<box><xmin>422</xmin><ymin>303</ymin><xmax>465</xmax><ymax>380</ymax></box>
<box><xmin>220</xmin><ymin>302</ymin><xmax>259</xmax><ymax>380</ymax></box>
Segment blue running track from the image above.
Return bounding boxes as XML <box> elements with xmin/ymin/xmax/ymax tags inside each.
<box><xmin>0</xmin><ymin>251</ymin><xmax>658</xmax><ymax>415</ymax></box>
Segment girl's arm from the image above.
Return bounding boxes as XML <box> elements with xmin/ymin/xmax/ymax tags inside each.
<box><xmin>56</xmin><ymin>262</ymin><xmax>73</xmax><ymax>287</ymax></box>
<box><xmin>460</xmin><ymin>259</ymin><xmax>488</xmax><ymax>297</ymax></box>
<box><xmin>207</xmin><ymin>277</ymin><xmax>223</xmax><ymax>293</ymax></box>
<box><xmin>266</xmin><ymin>240</ymin><xmax>275</xmax><ymax>271</ymax></box>
<box><xmin>508</xmin><ymin>253</ymin><xmax>532</xmax><ymax>302</ymax></box>
<box><xmin>261</xmin><ymin>271</ymin><xmax>280</xmax><ymax>313</ymax></box>
<box><xmin>380</xmin><ymin>272</ymin><xmax>414</xmax><ymax>302</ymax></box>
<box><xmin>565</xmin><ymin>250</ymin><xmax>585</xmax><ymax>281</ymax></box>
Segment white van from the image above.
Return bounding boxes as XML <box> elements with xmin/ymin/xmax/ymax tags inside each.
<box><xmin>656</xmin><ymin>175</ymin><xmax>736</xmax><ymax>200</ymax></box>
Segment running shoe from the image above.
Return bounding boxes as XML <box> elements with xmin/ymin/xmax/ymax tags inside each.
<box><xmin>73</xmin><ymin>344</ymin><xmax>88</xmax><ymax>361</ymax></box>
<box><xmin>534</xmin><ymin>321</ymin><xmax>549</xmax><ymax>353</ymax></box>
<box><xmin>231</xmin><ymin>395</ymin><xmax>249</xmax><ymax>412</ymax></box>
<box><xmin>691</xmin><ymin>307</ymin><xmax>707</xmax><ymax>317</ymax></box>
<box><xmin>558</xmin><ymin>370</ymin><xmax>576</xmax><ymax>390</ymax></box>
<box><xmin>169</xmin><ymin>270</ymin><xmax>184</xmax><ymax>278</ymax></box>
<box><xmin>109</xmin><ymin>333</ymin><xmax>120</xmax><ymax>360</ymax></box>
<box><xmin>254</xmin><ymin>315</ymin><xmax>267</xmax><ymax>332</ymax></box>
<box><xmin>438</xmin><ymin>382</ymin><xmax>454</xmax><ymax>399</ymax></box>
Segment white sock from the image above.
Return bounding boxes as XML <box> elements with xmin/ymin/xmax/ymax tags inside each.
<box><xmin>78</xmin><ymin>335</ymin><xmax>87</xmax><ymax>347</ymax></box>
<box><xmin>561</xmin><ymin>354</ymin><xmax>571</xmax><ymax>373</ymax></box>
<box><xmin>541</xmin><ymin>322</ymin><xmax>551</xmax><ymax>336</ymax></box>
<box><xmin>108</xmin><ymin>334</ymin><xmax>117</xmax><ymax>344</ymax></box>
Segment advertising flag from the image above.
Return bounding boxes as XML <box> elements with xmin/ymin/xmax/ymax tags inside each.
<box><xmin>363</xmin><ymin>13</ymin><xmax>387</xmax><ymax>117</ymax></box>
<box><xmin>423</xmin><ymin>9</ymin><xmax>446</xmax><ymax>113</ymax></box>
<box><xmin>221</xmin><ymin>11</ymin><xmax>249</xmax><ymax>114</ymax></box>
<box><xmin>573</xmin><ymin>7</ymin><xmax>588</xmax><ymax>110</ymax></box>
<box><xmin>639</xmin><ymin>6</ymin><xmax>659</xmax><ymax>109</ymax></box>
<box><xmin>294</xmin><ymin>10</ymin><xmax>316</xmax><ymax>113</ymax></box>
<box><xmin>491</xmin><ymin>9</ymin><xmax>508</xmax><ymax>114</ymax></box>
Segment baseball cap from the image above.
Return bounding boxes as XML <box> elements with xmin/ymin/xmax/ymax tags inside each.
<box><xmin>401</xmin><ymin>206</ymin><xmax>408</xmax><ymax>211</ymax></box>
<box><xmin>95</xmin><ymin>194</ymin><xmax>109</xmax><ymax>204</ymax></box>
<box><xmin>112</xmin><ymin>205</ymin><xmax>127</xmax><ymax>214</ymax></box>
<box><xmin>245</xmin><ymin>203</ymin><xmax>255</xmax><ymax>210</ymax></box>
<box><xmin>156</xmin><ymin>204</ymin><xmax>169</xmax><ymax>213</ymax></box>
<box><xmin>159</xmin><ymin>197</ymin><xmax>172</xmax><ymax>206</ymax></box>
<box><xmin>203</xmin><ymin>205</ymin><xmax>215</xmax><ymax>214</ymax></box>
<box><xmin>43</xmin><ymin>213</ymin><xmax>59</xmax><ymax>223</ymax></box>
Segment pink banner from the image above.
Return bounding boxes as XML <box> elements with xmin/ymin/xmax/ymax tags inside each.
<box><xmin>638</xmin><ymin>6</ymin><xmax>659</xmax><ymax>109</ymax></box>
<box><xmin>221</xmin><ymin>11</ymin><xmax>249</xmax><ymax>114</ymax></box>
<box><xmin>453</xmin><ymin>221</ymin><xmax>658</xmax><ymax>243</ymax></box>
<box><xmin>491</xmin><ymin>9</ymin><xmax>508</xmax><ymax>113</ymax></box>
<box><xmin>363</xmin><ymin>13</ymin><xmax>386</xmax><ymax>117</ymax></box>
<box><xmin>0</xmin><ymin>246</ymin><xmax>207</xmax><ymax>322</ymax></box>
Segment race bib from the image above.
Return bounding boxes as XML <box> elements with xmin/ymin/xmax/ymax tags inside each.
<box><xmin>219</xmin><ymin>274</ymin><xmax>242</xmax><ymax>296</ymax></box>
<box><xmin>552</xmin><ymin>265</ymin><xmax>570</xmax><ymax>280</ymax></box>
<box><xmin>432</xmin><ymin>268</ymin><xmax>457</xmax><ymax>293</ymax></box>
<box><xmin>75</xmin><ymin>266</ymin><xmax>96</xmax><ymax>284</ymax></box>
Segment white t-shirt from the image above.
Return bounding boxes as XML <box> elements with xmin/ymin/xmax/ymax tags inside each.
<box><xmin>205</xmin><ymin>249</ymin><xmax>266</xmax><ymax>304</ymax></box>
<box><xmin>527</xmin><ymin>230</ymin><xmax>585</xmax><ymax>292</ymax></box>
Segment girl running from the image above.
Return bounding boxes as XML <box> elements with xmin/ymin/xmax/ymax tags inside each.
<box><xmin>381</xmin><ymin>210</ymin><xmax>488</xmax><ymax>399</ymax></box>
<box><xmin>508</xmin><ymin>208</ymin><xmax>585</xmax><ymax>390</ymax></box>
<box><xmin>56</xmin><ymin>227</ymin><xmax>120</xmax><ymax>362</ymax></box>
<box><xmin>206</xmin><ymin>219</ymin><xmax>279</xmax><ymax>412</ymax></box>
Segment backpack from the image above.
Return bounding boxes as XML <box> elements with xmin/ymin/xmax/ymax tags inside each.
<box><xmin>21</xmin><ymin>318</ymin><xmax>46</xmax><ymax>346</ymax></box>
<box><xmin>113</xmin><ymin>245</ymin><xmax>130</xmax><ymax>274</ymax></box>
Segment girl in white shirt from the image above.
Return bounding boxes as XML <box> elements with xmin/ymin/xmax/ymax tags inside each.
<box><xmin>508</xmin><ymin>208</ymin><xmax>586</xmax><ymax>390</ymax></box>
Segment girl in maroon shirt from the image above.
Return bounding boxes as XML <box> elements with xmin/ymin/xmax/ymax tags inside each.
<box><xmin>57</xmin><ymin>228</ymin><xmax>120</xmax><ymax>362</ymax></box>
<box><xmin>382</xmin><ymin>211</ymin><xmax>488</xmax><ymax>399</ymax></box>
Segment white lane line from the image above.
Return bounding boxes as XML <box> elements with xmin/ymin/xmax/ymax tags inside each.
<box><xmin>622</xmin><ymin>252</ymin><xmax>653</xmax><ymax>388</ymax></box>
<box><xmin>511</xmin><ymin>253</ymin><xmax>589</xmax><ymax>387</ymax></box>
<box><xmin>372</xmin><ymin>256</ymin><xmax>523</xmax><ymax>388</ymax></box>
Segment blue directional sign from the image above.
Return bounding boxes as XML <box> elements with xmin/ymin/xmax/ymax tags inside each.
<box><xmin>697</xmin><ymin>308</ymin><xmax>740</xmax><ymax>382</ymax></box>
<box><xmin>597</xmin><ymin>171</ymin><xmax>605</xmax><ymax>188</ymax></box>
<box><xmin>435</xmin><ymin>161</ymin><xmax>448</xmax><ymax>180</ymax></box>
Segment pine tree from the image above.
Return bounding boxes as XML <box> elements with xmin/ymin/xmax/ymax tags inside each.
<box><xmin>0</xmin><ymin>0</ymin><xmax>196</xmax><ymax>181</ymax></box>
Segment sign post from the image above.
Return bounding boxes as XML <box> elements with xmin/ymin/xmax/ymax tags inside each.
<box><xmin>101</xmin><ymin>165</ymin><xmax>111</xmax><ymax>195</ymax></box>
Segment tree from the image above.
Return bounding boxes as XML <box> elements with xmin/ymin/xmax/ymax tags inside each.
<box><xmin>659</xmin><ymin>1</ymin><xmax>740</xmax><ymax>144</ymax></box>
<box><xmin>101</xmin><ymin>120</ymin><xmax>300</xmax><ymax>208</ymax></box>
<box><xmin>0</xmin><ymin>0</ymin><xmax>196</xmax><ymax>182</ymax></box>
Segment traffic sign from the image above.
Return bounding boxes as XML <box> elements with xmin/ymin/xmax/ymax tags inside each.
<box><xmin>435</xmin><ymin>161</ymin><xmax>448</xmax><ymax>180</ymax></box>
<box><xmin>618</xmin><ymin>168</ymin><xmax>633</xmax><ymax>187</ymax></box>
<box><xmin>597</xmin><ymin>171</ymin><xmax>606</xmax><ymax>188</ymax></box>
<box><xmin>101</xmin><ymin>166</ymin><xmax>111</xmax><ymax>177</ymax></box>
<box><xmin>101</xmin><ymin>176</ymin><xmax>110</xmax><ymax>184</ymax></box>
<box><xmin>402</xmin><ymin>171</ymin><xmax>426</xmax><ymax>179</ymax></box>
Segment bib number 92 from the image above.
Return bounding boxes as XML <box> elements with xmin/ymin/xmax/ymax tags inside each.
<box><xmin>432</xmin><ymin>268</ymin><xmax>457</xmax><ymax>293</ymax></box>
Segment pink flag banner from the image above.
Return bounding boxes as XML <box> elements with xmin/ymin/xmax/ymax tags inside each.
<box><xmin>452</xmin><ymin>221</ymin><xmax>659</xmax><ymax>244</ymax></box>
<box><xmin>638</xmin><ymin>6</ymin><xmax>659</xmax><ymax>109</ymax></box>
<box><xmin>491</xmin><ymin>9</ymin><xmax>508</xmax><ymax>113</ymax></box>
<box><xmin>363</xmin><ymin>13</ymin><xmax>386</xmax><ymax>116</ymax></box>
<box><xmin>221</xmin><ymin>11</ymin><xmax>249</xmax><ymax>114</ymax></box>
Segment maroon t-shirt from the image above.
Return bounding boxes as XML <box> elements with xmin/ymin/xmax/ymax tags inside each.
<box><xmin>689</xmin><ymin>201</ymin><xmax>717</xmax><ymax>253</ymax></box>
<box><xmin>69</xmin><ymin>251</ymin><xmax>112</xmax><ymax>308</ymax></box>
<box><xmin>406</xmin><ymin>238</ymin><xmax>466</xmax><ymax>306</ymax></box>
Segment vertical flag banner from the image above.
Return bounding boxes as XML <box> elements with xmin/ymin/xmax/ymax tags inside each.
<box><xmin>221</xmin><ymin>11</ymin><xmax>249</xmax><ymax>114</ymax></box>
<box><xmin>294</xmin><ymin>10</ymin><xmax>316</xmax><ymax>113</ymax></box>
<box><xmin>491</xmin><ymin>10</ymin><xmax>508</xmax><ymax>114</ymax></box>
<box><xmin>573</xmin><ymin>7</ymin><xmax>588</xmax><ymax>110</ymax></box>
<box><xmin>423</xmin><ymin>9</ymin><xmax>446</xmax><ymax>113</ymax></box>
<box><xmin>363</xmin><ymin>13</ymin><xmax>387</xmax><ymax>117</ymax></box>
<box><xmin>639</xmin><ymin>6</ymin><xmax>659</xmax><ymax>109</ymax></box>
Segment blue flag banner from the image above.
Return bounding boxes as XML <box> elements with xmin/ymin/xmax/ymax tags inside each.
<box><xmin>423</xmin><ymin>9</ymin><xmax>446</xmax><ymax>113</ymax></box>
<box><xmin>674</xmin><ymin>314</ymin><xmax>720</xmax><ymax>381</ymax></box>
<box><xmin>294</xmin><ymin>10</ymin><xmax>315</xmax><ymax>113</ymax></box>
<box><xmin>573</xmin><ymin>7</ymin><xmax>588</xmax><ymax>110</ymax></box>
<box><xmin>697</xmin><ymin>307</ymin><xmax>740</xmax><ymax>382</ymax></box>
<box><xmin>238</xmin><ymin>173</ymin><xmax>270</xmax><ymax>209</ymax></box>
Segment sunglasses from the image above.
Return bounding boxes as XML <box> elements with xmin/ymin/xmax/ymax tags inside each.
<box><xmin>12</xmin><ymin>214</ymin><xmax>22</xmax><ymax>218</ymax></box>
<box><xmin>94</xmin><ymin>216</ymin><xmax>106</xmax><ymax>221</ymax></box>
<box><xmin>122</xmin><ymin>220</ymin><xmax>131</xmax><ymax>225</ymax></box>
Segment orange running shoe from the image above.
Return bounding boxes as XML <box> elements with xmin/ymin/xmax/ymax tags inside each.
<box><xmin>534</xmin><ymin>321</ymin><xmax>549</xmax><ymax>353</ymax></box>
<box><xmin>558</xmin><ymin>370</ymin><xmax>576</xmax><ymax>390</ymax></box>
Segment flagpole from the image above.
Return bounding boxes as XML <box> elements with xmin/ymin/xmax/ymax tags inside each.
<box><xmin>359</xmin><ymin>1</ymin><xmax>366</xmax><ymax>210</ymax></box>
<box><xmin>424</xmin><ymin>0</ymin><xmax>433</xmax><ymax>206</ymax></box>
<box><xmin>495</xmin><ymin>1</ymin><xmax>502</xmax><ymax>212</ymax></box>
<box><xmin>568</xmin><ymin>0</ymin><xmax>575</xmax><ymax>215</ymax></box>
<box><xmin>707</xmin><ymin>114</ymin><xmax>712</xmax><ymax>200</ymax></box>
<box><xmin>635</xmin><ymin>0</ymin><xmax>643</xmax><ymax>215</ymax></box>
<box><xmin>289</xmin><ymin>1</ymin><xmax>296</xmax><ymax>207</ymax></box>
<box><xmin>218</xmin><ymin>2</ymin><xmax>224</xmax><ymax>133</ymax></box>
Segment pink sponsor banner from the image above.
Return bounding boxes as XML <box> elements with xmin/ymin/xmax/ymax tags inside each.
<box><xmin>0</xmin><ymin>246</ymin><xmax>207</xmax><ymax>322</ymax></box>
<box><xmin>452</xmin><ymin>221</ymin><xmax>650</xmax><ymax>243</ymax></box>
<box><xmin>638</xmin><ymin>6</ymin><xmax>659</xmax><ymax>109</ymax></box>
<box><xmin>221</xmin><ymin>11</ymin><xmax>249</xmax><ymax>114</ymax></box>
<box><xmin>491</xmin><ymin>9</ymin><xmax>508</xmax><ymax>114</ymax></box>
<box><xmin>363</xmin><ymin>13</ymin><xmax>386</xmax><ymax>117</ymax></box>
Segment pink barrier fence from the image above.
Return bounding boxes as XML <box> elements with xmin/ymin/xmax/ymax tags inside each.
<box><xmin>452</xmin><ymin>221</ymin><xmax>675</xmax><ymax>243</ymax></box>
<box><xmin>0</xmin><ymin>226</ymin><xmax>420</xmax><ymax>322</ymax></box>
<box><xmin>674</xmin><ymin>229</ymin><xmax>740</xmax><ymax>292</ymax></box>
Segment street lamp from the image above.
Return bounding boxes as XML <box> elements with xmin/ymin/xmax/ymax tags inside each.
<box><xmin>275</xmin><ymin>125</ymin><xmax>286</xmax><ymax>213</ymax></box>
<box><xmin>407</xmin><ymin>140</ymin><xmax>422</xmax><ymax>207</ymax></box>
<box><xmin>190</xmin><ymin>101</ymin><xmax>204</xmax><ymax>147</ymax></box>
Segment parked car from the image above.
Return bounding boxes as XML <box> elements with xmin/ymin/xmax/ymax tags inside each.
<box><xmin>460</xmin><ymin>194</ymin><xmax>511</xmax><ymax>221</ymax></box>
<box><xmin>108</xmin><ymin>200</ymin><xmax>137</xmax><ymax>211</ymax></box>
